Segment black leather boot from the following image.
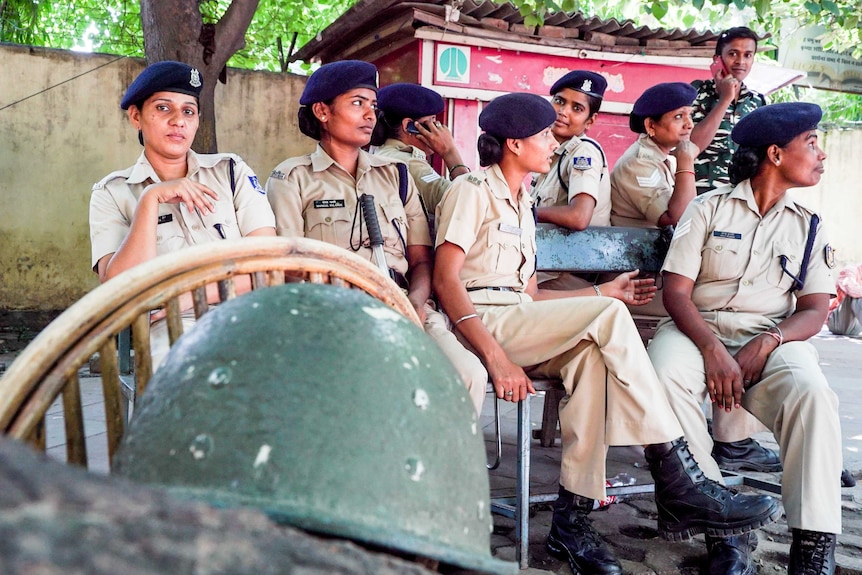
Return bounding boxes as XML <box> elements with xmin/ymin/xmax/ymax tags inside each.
<box><xmin>546</xmin><ymin>487</ymin><xmax>622</xmax><ymax>575</ymax></box>
<box><xmin>788</xmin><ymin>529</ymin><xmax>836</xmax><ymax>575</ymax></box>
<box><xmin>712</xmin><ymin>438</ymin><xmax>782</xmax><ymax>472</ymax></box>
<box><xmin>705</xmin><ymin>532</ymin><xmax>757</xmax><ymax>575</ymax></box>
<box><xmin>645</xmin><ymin>438</ymin><xmax>782</xmax><ymax>541</ymax></box>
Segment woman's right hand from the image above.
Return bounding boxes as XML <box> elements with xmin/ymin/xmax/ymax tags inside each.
<box><xmin>486</xmin><ymin>352</ymin><xmax>535</xmax><ymax>403</ymax></box>
<box><xmin>142</xmin><ymin>179</ymin><xmax>218</xmax><ymax>215</ymax></box>
<box><xmin>702</xmin><ymin>344</ymin><xmax>744</xmax><ymax>412</ymax></box>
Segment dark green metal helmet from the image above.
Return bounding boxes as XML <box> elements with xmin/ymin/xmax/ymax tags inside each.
<box><xmin>114</xmin><ymin>283</ymin><xmax>514</xmax><ymax>575</ymax></box>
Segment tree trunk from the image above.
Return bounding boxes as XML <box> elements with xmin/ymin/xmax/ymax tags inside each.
<box><xmin>139</xmin><ymin>0</ymin><xmax>260</xmax><ymax>153</ymax></box>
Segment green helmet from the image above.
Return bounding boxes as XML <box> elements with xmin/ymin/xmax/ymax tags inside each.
<box><xmin>114</xmin><ymin>283</ymin><xmax>514</xmax><ymax>575</ymax></box>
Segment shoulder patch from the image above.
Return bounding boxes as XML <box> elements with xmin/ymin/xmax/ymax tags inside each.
<box><xmin>248</xmin><ymin>175</ymin><xmax>265</xmax><ymax>194</ymax></box>
<box><xmin>572</xmin><ymin>156</ymin><xmax>592</xmax><ymax>171</ymax></box>
<box><xmin>466</xmin><ymin>174</ymin><xmax>485</xmax><ymax>186</ymax></box>
<box><xmin>825</xmin><ymin>245</ymin><xmax>836</xmax><ymax>269</ymax></box>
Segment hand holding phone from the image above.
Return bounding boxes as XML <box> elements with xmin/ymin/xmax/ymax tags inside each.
<box><xmin>709</xmin><ymin>57</ymin><xmax>728</xmax><ymax>79</ymax></box>
<box><xmin>406</xmin><ymin>119</ymin><xmax>423</xmax><ymax>135</ymax></box>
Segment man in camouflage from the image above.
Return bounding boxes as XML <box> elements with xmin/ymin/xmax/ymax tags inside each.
<box><xmin>690</xmin><ymin>27</ymin><xmax>766</xmax><ymax>196</ymax></box>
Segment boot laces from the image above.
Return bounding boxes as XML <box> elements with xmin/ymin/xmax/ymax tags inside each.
<box><xmin>566</xmin><ymin>511</ymin><xmax>603</xmax><ymax>546</ymax></box>
<box><xmin>797</xmin><ymin>533</ymin><xmax>832</xmax><ymax>572</ymax></box>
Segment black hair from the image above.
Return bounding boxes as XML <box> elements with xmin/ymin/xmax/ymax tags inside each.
<box><xmin>370</xmin><ymin>111</ymin><xmax>398</xmax><ymax>147</ymax></box>
<box><xmin>585</xmin><ymin>94</ymin><xmax>603</xmax><ymax>117</ymax></box>
<box><xmin>477</xmin><ymin>133</ymin><xmax>504</xmax><ymax>167</ymax></box>
<box><xmin>729</xmin><ymin>146</ymin><xmax>765</xmax><ymax>185</ymax></box>
<box><xmin>715</xmin><ymin>27</ymin><xmax>759</xmax><ymax>57</ymax></box>
<box><xmin>297</xmin><ymin>105</ymin><xmax>322</xmax><ymax>140</ymax></box>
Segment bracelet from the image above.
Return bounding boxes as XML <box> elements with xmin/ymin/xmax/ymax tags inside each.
<box><xmin>593</xmin><ymin>284</ymin><xmax>602</xmax><ymax>297</ymax></box>
<box><xmin>454</xmin><ymin>313</ymin><xmax>478</xmax><ymax>326</ymax></box>
<box><xmin>767</xmin><ymin>325</ymin><xmax>784</xmax><ymax>345</ymax></box>
<box><xmin>675</xmin><ymin>169</ymin><xmax>695</xmax><ymax>176</ymax></box>
<box><xmin>449</xmin><ymin>164</ymin><xmax>470</xmax><ymax>173</ymax></box>
<box><xmin>763</xmin><ymin>331</ymin><xmax>781</xmax><ymax>346</ymax></box>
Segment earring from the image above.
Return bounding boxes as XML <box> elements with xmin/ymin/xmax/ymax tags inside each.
<box><xmin>775</xmin><ymin>159</ymin><xmax>781</xmax><ymax>166</ymax></box>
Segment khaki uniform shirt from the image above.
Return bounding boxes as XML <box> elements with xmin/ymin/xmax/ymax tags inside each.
<box><xmin>375</xmin><ymin>139</ymin><xmax>451</xmax><ymax>215</ymax></box>
<box><xmin>531</xmin><ymin>136</ymin><xmax>611</xmax><ymax>227</ymax></box>
<box><xmin>435</xmin><ymin>164</ymin><xmax>536</xmax><ymax>298</ymax></box>
<box><xmin>266</xmin><ymin>145</ymin><xmax>431</xmax><ymax>276</ymax></box>
<box><xmin>691</xmin><ymin>79</ymin><xmax>766</xmax><ymax>195</ymax></box>
<box><xmin>610</xmin><ymin>134</ymin><xmax>676</xmax><ymax>228</ymax></box>
<box><xmin>662</xmin><ymin>180</ymin><xmax>835</xmax><ymax>319</ymax></box>
<box><xmin>89</xmin><ymin>150</ymin><xmax>275</xmax><ymax>270</ymax></box>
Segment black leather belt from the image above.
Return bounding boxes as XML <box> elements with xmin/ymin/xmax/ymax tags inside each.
<box><xmin>466</xmin><ymin>286</ymin><xmax>515</xmax><ymax>292</ymax></box>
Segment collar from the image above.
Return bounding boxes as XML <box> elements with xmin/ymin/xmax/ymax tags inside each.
<box><xmin>729</xmin><ymin>179</ymin><xmax>804</xmax><ymax>217</ymax></box>
<box><xmin>383</xmin><ymin>138</ymin><xmax>427</xmax><ymax>161</ymax></box>
<box><xmin>310</xmin><ymin>144</ymin><xmax>392</xmax><ymax>175</ymax></box>
<box><xmin>487</xmin><ymin>164</ymin><xmax>532</xmax><ymax>209</ymax></box>
<box><xmin>637</xmin><ymin>133</ymin><xmax>669</xmax><ymax>161</ymax></box>
<box><xmin>126</xmin><ymin>149</ymin><xmax>201</xmax><ymax>185</ymax></box>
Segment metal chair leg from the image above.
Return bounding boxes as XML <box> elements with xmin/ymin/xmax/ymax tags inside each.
<box><xmin>487</xmin><ymin>395</ymin><xmax>502</xmax><ymax>470</ymax></box>
<box><xmin>516</xmin><ymin>393</ymin><xmax>531</xmax><ymax>569</ymax></box>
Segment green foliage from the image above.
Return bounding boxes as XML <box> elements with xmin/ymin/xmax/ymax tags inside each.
<box><xmin>0</xmin><ymin>0</ymin><xmax>357</xmax><ymax>71</ymax></box>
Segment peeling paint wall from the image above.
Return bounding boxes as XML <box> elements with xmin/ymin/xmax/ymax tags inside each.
<box><xmin>0</xmin><ymin>45</ymin><xmax>312</xmax><ymax>311</ymax></box>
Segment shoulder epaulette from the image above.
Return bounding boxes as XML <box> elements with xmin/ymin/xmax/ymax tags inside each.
<box><xmin>269</xmin><ymin>156</ymin><xmax>312</xmax><ymax>180</ymax></box>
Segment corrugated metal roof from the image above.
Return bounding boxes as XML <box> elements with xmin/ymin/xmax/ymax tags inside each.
<box><xmin>291</xmin><ymin>0</ymin><xmax>735</xmax><ymax>63</ymax></box>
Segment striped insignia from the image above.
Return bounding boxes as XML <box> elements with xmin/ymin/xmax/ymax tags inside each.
<box><xmin>673</xmin><ymin>219</ymin><xmax>692</xmax><ymax>240</ymax></box>
<box><xmin>421</xmin><ymin>172</ymin><xmax>441</xmax><ymax>183</ymax></box>
<box><xmin>636</xmin><ymin>168</ymin><xmax>662</xmax><ymax>188</ymax></box>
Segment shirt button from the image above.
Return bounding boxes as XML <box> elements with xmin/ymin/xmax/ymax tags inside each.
<box><xmin>753</xmin><ymin>250</ymin><xmax>760</xmax><ymax>255</ymax></box>
<box><xmin>715</xmin><ymin>245</ymin><xmax>723</xmax><ymax>251</ymax></box>
<box><xmin>325</xmin><ymin>216</ymin><xmax>332</xmax><ymax>223</ymax></box>
<box><xmin>742</xmin><ymin>279</ymin><xmax>751</xmax><ymax>286</ymax></box>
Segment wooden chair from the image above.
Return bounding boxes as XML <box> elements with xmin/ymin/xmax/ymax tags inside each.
<box><xmin>0</xmin><ymin>237</ymin><xmax>420</xmax><ymax>473</ymax></box>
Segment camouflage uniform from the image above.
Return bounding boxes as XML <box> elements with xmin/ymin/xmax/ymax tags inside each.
<box><xmin>690</xmin><ymin>79</ymin><xmax>766</xmax><ymax>195</ymax></box>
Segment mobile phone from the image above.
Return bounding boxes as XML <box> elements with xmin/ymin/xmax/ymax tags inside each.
<box><xmin>709</xmin><ymin>57</ymin><xmax>728</xmax><ymax>78</ymax></box>
<box><xmin>406</xmin><ymin>119</ymin><xmax>421</xmax><ymax>135</ymax></box>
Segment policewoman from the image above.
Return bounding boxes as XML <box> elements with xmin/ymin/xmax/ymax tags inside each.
<box><xmin>648</xmin><ymin>103</ymin><xmax>840</xmax><ymax>575</ymax></box>
<box><xmin>89</xmin><ymin>60</ymin><xmax>276</xmax><ymax>367</ymax></box>
<box><xmin>372</xmin><ymin>82</ymin><xmax>470</xmax><ymax>216</ymax></box>
<box><xmin>265</xmin><ymin>60</ymin><xmax>487</xmax><ymax>414</ymax></box>
<box><xmin>433</xmin><ymin>92</ymin><xmax>779</xmax><ymax>575</ymax></box>
<box><xmin>531</xmin><ymin>70</ymin><xmax>634</xmax><ymax>293</ymax></box>
<box><xmin>609</xmin><ymin>82</ymin><xmax>699</xmax><ymax>228</ymax></box>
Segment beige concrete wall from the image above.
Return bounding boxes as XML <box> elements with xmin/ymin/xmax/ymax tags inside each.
<box><xmin>0</xmin><ymin>45</ymin><xmax>312</xmax><ymax>311</ymax></box>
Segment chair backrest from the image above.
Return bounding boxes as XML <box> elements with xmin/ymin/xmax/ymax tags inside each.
<box><xmin>0</xmin><ymin>237</ymin><xmax>419</xmax><ymax>471</ymax></box>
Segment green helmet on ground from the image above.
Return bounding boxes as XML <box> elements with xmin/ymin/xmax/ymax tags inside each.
<box><xmin>114</xmin><ymin>283</ymin><xmax>514</xmax><ymax>575</ymax></box>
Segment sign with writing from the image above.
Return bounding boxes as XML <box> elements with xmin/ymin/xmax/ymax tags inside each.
<box><xmin>779</xmin><ymin>24</ymin><xmax>862</xmax><ymax>94</ymax></box>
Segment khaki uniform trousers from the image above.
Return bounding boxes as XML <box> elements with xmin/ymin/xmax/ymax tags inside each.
<box><xmin>648</xmin><ymin>313</ymin><xmax>842</xmax><ymax>533</ymax></box>
<box><xmin>424</xmin><ymin>303</ymin><xmax>488</xmax><ymax>414</ymax></box>
<box><xmin>474</xmin><ymin>295</ymin><xmax>683</xmax><ymax>501</ymax></box>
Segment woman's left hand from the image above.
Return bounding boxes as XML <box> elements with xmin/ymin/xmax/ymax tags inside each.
<box><xmin>602</xmin><ymin>270</ymin><xmax>657</xmax><ymax>306</ymax></box>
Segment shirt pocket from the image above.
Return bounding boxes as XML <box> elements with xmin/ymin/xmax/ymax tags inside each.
<box><xmin>305</xmin><ymin>205</ymin><xmax>351</xmax><ymax>246</ymax></box>
<box><xmin>767</xmin><ymin>240</ymin><xmax>803</xmax><ymax>290</ymax></box>
<box><xmin>155</xmin><ymin>215</ymin><xmax>187</xmax><ymax>255</ymax></box>
<box><xmin>699</xmin><ymin>236</ymin><xmax>741</xmax><ymax>281</ymax></box>
<box><xmin>200</xmin><ymin>200</ymin><xmax>240</xmax><ymax>239</ymax></box>
<box><xmin>484</xmin><ymin>226</ymin><xmax>523</xmax><ymax>274</ymax></box>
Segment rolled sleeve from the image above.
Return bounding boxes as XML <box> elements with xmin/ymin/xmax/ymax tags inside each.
<box><xmin>661</xmin><ymin>201</ymin><xmax>708</xmax><ymax>281</ymax></box>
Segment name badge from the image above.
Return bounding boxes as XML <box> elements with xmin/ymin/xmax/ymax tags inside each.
<box><xmin>313</xmin><ymin>199</ymin><xmax>346</xmax><ymax>209</ymax></box>
<box><xmin>498</xmin><ymin>223</ymin><xmax>522</xmax><ymax>236</ymax></box>
<box><xmin>158</xmin><ymin>214</ymin><xmax>173</xmax><ymax>225</ymax></box>
<box><xmin>712</xmin><ymin>230</ymin><xmax>742</xmax><ymax>240</ymax></box>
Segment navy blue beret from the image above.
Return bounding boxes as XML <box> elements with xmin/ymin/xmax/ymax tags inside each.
<box><xmin>550</xmin><ymin>70</ymin><xmax>607</xmax><ymax>99</ymax></box>
<box><xmin>479</xmin><ymin>93</ymin><xmax>557</xmax><ymax>139</ymax></box>
<box><xmin>299</xmin><ymin>60</ymin><xmax>378</xmax><ymax>106</ymax></box>
<box><xmin>120</xmin><ymin>61</ymin><xmax>202</xmax><ymax>110</ymax></box>
<box><xmin>377</xmin><ymin>83</ymin><xmax>444</xmax><ymax>119</ymax></box>
<box><xmin>732</xmin><ymin>102</ymin><xmax>822</xmax><ymax>148</ymax></box>
<box><xmin>629</xmin><ymin>82</ymin><xmax>697</xmax><ymax>133</ymax></box>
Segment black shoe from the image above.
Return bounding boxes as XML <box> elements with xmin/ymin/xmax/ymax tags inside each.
<box><xmin>713</xmin><ymin>438</ymin><xmax>782</xmax><ymax>472</ymax></box>
<box><xmin>705</xmin><ymin>532</ymin><xmax>757</xmax><ymax>575</ymax></box>
<box><xmin>645</xmin><ymin>438</ymin><xmax>782</xmax><ymax>541</ymax></box>
<box><xmin>546</xmin><ymin>487</ymin><xmax>622</xmax><ymax>575</ymax></box>
<box><xmin>788</xmin><ymin>529</ymin><xmax>836</xmax><ymax>575</ymax></box>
